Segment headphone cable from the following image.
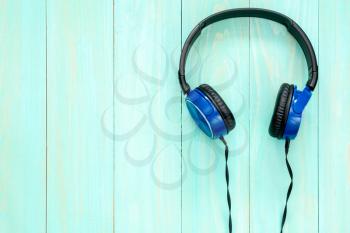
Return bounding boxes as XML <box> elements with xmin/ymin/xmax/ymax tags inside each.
<box><xmin>219</xmin><ymin>137</ymin><xmax>292</xmax><ymax>233</ymax></box>
<box><xmin>280</xmin><ymin>139</ymin><xmax>292</xmax><ymax>233</ymax></box>
<box><xmin>220</xmin><ymin>137</ymin><xmax>232</xmax><ymax>233</ymax></box>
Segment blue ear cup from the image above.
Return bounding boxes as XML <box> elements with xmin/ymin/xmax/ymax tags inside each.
<box><xmin>269</xmin><ymin>83</ymin><xmax>312</xmax><ymax>140</ymax></box>
<box><xmin>186</xmin><ymin>84</ymin><xmax>236</xmax><ymax>139</ymax></box>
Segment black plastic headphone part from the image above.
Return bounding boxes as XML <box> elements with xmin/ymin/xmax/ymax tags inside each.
<box><xmin>197</xmin><ymin>84</ymin><xmax>236</xmax><ymax>132</ymax></box>
<box><xmin>269</xmin><ymin>83</ymin><xmax>294</xmax><ymax>139</ymax></box>
<box><xmin>178</xmin><ymin>8</ymin><xmax>318</xmax><ymax>94</ymax></box>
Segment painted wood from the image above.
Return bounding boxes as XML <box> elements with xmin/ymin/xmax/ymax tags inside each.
<box><xmin>319</xmin><ymin>1</ymin><xmax>350</xmax><ymax>232</ymax></box>
<box><xmin>181</xmin><ymin>1</ymin><xmax>250</xmax><ymax>233</ymax></box>
<box><xmin>3</xmin><ymin>1</ymin><xmax>350</xmax><ymax>233</ymax></box>
<box><xmin>249</xmin><ymin>1</ymin><xmax>319</xmax><ymax>233</ymax></box>
<box><xmin>114</xmin><ymin>1</ymin><xmax>181</xmax><ymax>232</ymax></box>
<box><xmin>0</xmin><ymin>1</ymin><xmax>46</xmax><ymax>232</ymax></box>
<box><xmin>46</xmin><ymin>0</ymin><xmax>113</xmax><ymax>232</ymax></box>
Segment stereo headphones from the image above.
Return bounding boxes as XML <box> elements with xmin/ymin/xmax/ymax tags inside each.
<box><xmin>178</xmin><ymin>8</ymin><xmax>318</xmax><ymax>140</ymax></box>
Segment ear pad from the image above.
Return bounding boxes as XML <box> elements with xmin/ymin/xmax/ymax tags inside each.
<box><xmin>269</xmin><ymin>83</ymin><xmax>294</xmax><ymax>139</ymax></box>
<box><xmin>197</xmin><ymin>84</ymin><xmax>236</xmax><ymax>132</ymax></box>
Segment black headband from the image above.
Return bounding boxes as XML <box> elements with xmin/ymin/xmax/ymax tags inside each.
<box><xmin>178</xmin><ymin>8</ymin><xmax>318</xmax><ymax>94</ymax></box>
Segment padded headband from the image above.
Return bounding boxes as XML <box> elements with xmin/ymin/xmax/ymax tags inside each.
<box><xmin>178</xmin><ymin>8</ymin><xmax>318</xmax><ymax>94</ymax></box>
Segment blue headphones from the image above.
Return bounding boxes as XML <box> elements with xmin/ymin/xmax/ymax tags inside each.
<box><xmin>178</xmin><ymin>8</ymin><xmax>318</xmax><ymax>140</ymax></box>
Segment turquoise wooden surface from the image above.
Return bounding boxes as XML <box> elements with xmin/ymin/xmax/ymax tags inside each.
<box><xmin>47</xmin><ymin>0</ymin><xmax>113</xmax><ymax>232</ymax></box>
<box><xmin>0</xmin><ymin>1</ymin><xmax>46</xmax><ymax>232</ymax></box>
<box><xmin>319</xmin><ymin>1</ymin><xmax>350</xmax><ymax>232</ymax></box>
<box><xmin>114</xmin><ymin>1</ymin><xmax>181</xmax><ymax>232</ymax></box>
<box><xmin>1</xmin><ymin>0</ymin><xmax>350</xmax><ymax>233</ymax></box>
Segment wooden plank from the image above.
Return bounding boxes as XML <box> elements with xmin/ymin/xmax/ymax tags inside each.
<box><xmin>114</xmin><ymin>1</ymin><xmax>181</xmax><ymax>232</ymax></box>
<box><xmin>46</xmin><ymin>0</ymin><xmax>113</xmax><ymax>232</ymax></box>
<box><xmin>0</xmin><ymin>1</ymin><xmax>46</xmax><ymax>232</ymax></box>
<box><xmin>249</xmin><ymin>1</ymin><xmax>319</xmax><ymax>232</ymax></box>
<box><xmin>181</xmin><ymin>1</ymin><xmax>250</xmax><ymax>233</ymax></box>
<box><xmin>319</xmin><ymin>1</ymin><xmax>350</xmax><ymax>232</ymax></box>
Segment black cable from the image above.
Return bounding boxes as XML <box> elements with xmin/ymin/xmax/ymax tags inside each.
<box><xmin>220</xmin><ymin>137</ymin><xmax>232</xmax><ymax>233</ymax></box>
<box><xmin>280</xmin><ymin>139</ymin><xmax>292</xmax><ymax>233</ymax></box>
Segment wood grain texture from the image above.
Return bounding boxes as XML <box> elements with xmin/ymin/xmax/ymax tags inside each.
<box><xmin>47</xmin><ymin>0</ymin><xmax>113</xmax><ymax>232</ymax></box>
<box><xmin>114</xmin><ymin>1</ymin><xmax>181</xmax><ymax>232</ymax></box>
<box><xmin>0</xmin><ymin>1</ymin><xmax>46</xmax><ymax>232</ymax></box>
<box><xmin>181</xmin><ymin>1</ymin><xmax>250</xmax><ymax>233</ymax></box>
<box><xmin>3</xmin><ymin>0</ymin><xmax>350</xmax><ymax>232</ymax></box>
<box><xmin>319</xmin><ymin>1</ymin><xmax>350</xmax><ymax>232</ymax></box>
<box><xmin>249</xmin><ymin>1</ymin><xmax>319</xmax><ymax>232</ymax></box>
